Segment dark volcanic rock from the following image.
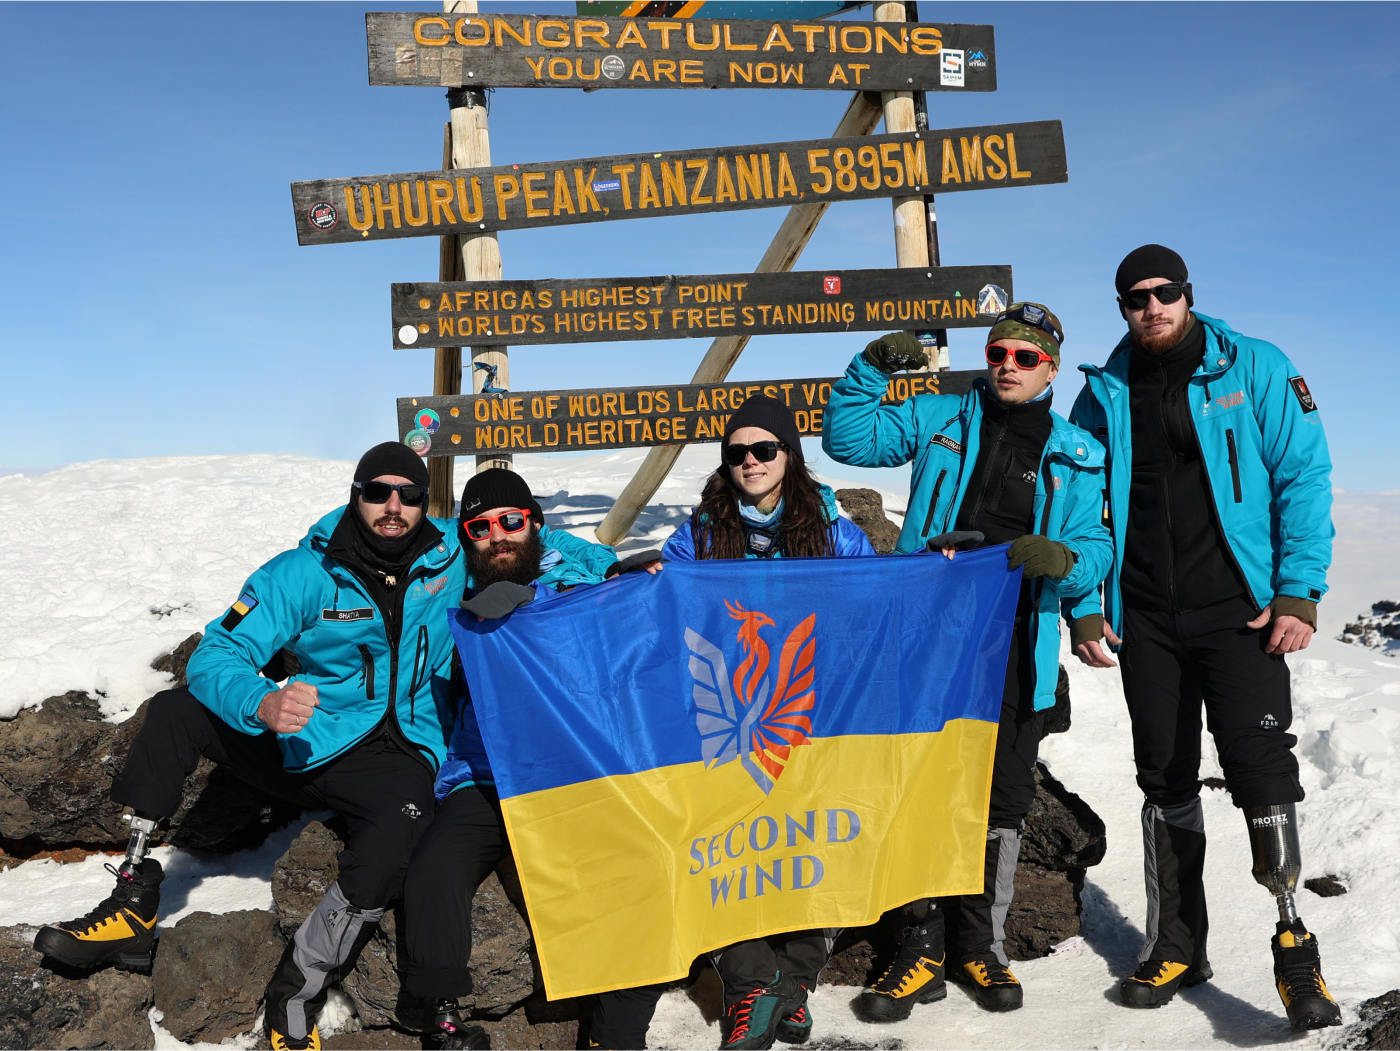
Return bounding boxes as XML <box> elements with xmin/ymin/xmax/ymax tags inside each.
<box><xmin>1351</xmin><ymin>989</ymin><xmax>1400</xmax><ymax>1050</ymax></box>
<box><xmin>152</xmin><ymin>910</ymin><xmax>285</xmax><ymax>1044</ymax></box>
<box><xmin>1020</xmin><ymin>762</ymin><xmax>1107</xmax><ymax>873</ymax></box>
<box><xmin>150</xmin><ymin>633</ymin><xmax>203</xmax><ymax>688</ymax></box>
<box><xmin>0</xmin><ymin>691</ymin><xmax>300</xmax><ymax>852</ymax></box>
<box><xmin>833</xmin><ymin>489</ymin><xmax>901</xmax><ymax>554</ymax></box>
<box><xmin>1305</xmin><ymin>874</ymin><xmax>1348</xmax><ymax>897</ymax></box>
<box><xmin>0</xmin><ymin>924</ymin><xmax>154</xmax><ymax>1050</ymax></box>
<box><xmin>1040</xmin><ymin>665</ymin><xmax>1072</xmax><ymax>737</ymax></box>
<box><xmin>1003</xmin><ymin>865</ymin><xmax>1081</xmax><ymax>960</ymax></box>
<box><xmin>272</xmin><ymin>819</ymin><xmax>346</xmax><ymax>937</ymax></box>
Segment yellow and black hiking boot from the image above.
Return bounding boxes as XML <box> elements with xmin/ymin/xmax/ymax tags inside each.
<box><xmin>1120</xmin><ymin>959</ymin><xmax>1212</xmax><ymax>1007</ymax></box>
<box><xmin>856</xmin><ymin>918</ymin><xmax>946</xmax><ymax>1022</ymax></box>
<box><xmin>270</xmin><ymin>1025</ymin><xmax>322</xmax><ymax>1050</ymax></box>
<box><xmin>1273</xmin><ymin>921</ymin><xmax>1342</xmax><ymax>1031</ymax></box>
<box><xmin>33</xmin><ymin>859</ymin><xmax>162</xmax><ymax>973</ymax></box>
<box><xmin>955</xmin><ymin>958</ymin><xmax>1023</xmax><ymax>1012</ymax></box>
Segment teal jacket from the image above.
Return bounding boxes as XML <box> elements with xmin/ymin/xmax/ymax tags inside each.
<box><xmin>823</xmin><ymin>354</ymin><xmax>1113</xmax><ymax>710</ymax></box>
<box><xmin>187</xmin><ymin>507</ymin><xmax>464</xmax><ymax>772</ymax></box>
<box><xmin>1069</xmin><ymin>312</ymin><xmax>1333</xmax><ymax>637</ymax></box>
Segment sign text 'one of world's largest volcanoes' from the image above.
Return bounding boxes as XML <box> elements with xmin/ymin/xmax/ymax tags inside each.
<box><xmin>367</xmin><ymin>12</ymin><xmax>995</xmax><ymax>92</ymax></box>
<box><xmin>391</xmin><ymin>265</ymin><xmax>1011</xmax><ymax>349</ymax></box>
<box><xmin>291</xmin><ymin>121</ymin><xmax>1066</xmax><ymax>245</ymax></box>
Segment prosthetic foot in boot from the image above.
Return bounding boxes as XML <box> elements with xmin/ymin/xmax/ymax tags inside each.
<box><xmin>1120</xmin><ymin>959</ymin><xmax>1213</xmax><ymax>1007</ymax></box>
<box><xmin>856</xmin><ymin>909</ymin><xmax>946</xmax><ymax>1022</ymax></box>
<box><xmin>428</xmin><ymin>999</ymin><xmax>491</xmax><ymax>1050</ymax></box>
<box><xmin>954</xmin><ymin>958</ymin><xmax>1023</xmax><ymax>1012</ymax></box>
<box><xmin>1273</xmin><ymin>922</ymin><xmax>1341</xmax><ymax>1032</ymax></box>
<box><xmin>720</xmin><ymin>972</ymin><xmax>804</xmax><ymax>1051</ymax></box>
<box><xmin>33</xmin><ymin>859</ymin><xmax>163</xmax><ymax>972</ymax></box>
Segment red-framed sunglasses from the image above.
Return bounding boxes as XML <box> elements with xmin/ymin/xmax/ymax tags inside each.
<box><xmin>986</xmin><ymin>344</ymin><xmax>1056</xmax><ymax>371</ymax></box>
<box><xmin>462</xmin><ymin>508</ymin><xmax>531</xmax><ymax>540</ymax></box>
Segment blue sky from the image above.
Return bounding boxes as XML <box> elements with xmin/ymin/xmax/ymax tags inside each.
<box><xmin>2</xmin><ymin>2</ymin><xmax>1397</xmax><ymax>490</ymax></box>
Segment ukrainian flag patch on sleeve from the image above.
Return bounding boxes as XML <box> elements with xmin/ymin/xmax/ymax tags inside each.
<box><xmin>221</xmin><ymin>591</ymin><xmax>259</xmax><ymax>631</ymax></box>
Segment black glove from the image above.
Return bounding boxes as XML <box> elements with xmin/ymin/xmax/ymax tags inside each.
<box><xmin>460</xmin><ymin>581</ymin><xmax>535</xmax><ymax>619</ymax></box>
<box><xmin>1007</xmin><ymin>535</ymin><xmax>1076</xmax><ymax>580</ymax></box>
<box><xmin>863</xmin><ymin>331</ymin><xmax>929</xmax><ymax>374</ymax></box>
<box><xmin>926</xmin><ymin>530</ymin><xmax>984</xmax><ymax>553</ymax></box>
<box><xmin>604</xmin><ymin>549</ymin><xmax>665</xmax><ymax>578</ymax></box>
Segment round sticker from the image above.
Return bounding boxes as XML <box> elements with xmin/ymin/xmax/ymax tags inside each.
<box><xmin>398</xmin><ymin>325</ymin><xmax>419</xmax><ymax>345</ymax></box>
<box><xmin>307</xmin><ymin>201</ymin><xmax>338</xmax><ymax>230</ymax></box>
<box><xmin>404</xmin><ymin>429</ymin><xmax>432</xmax><ymax>456</ymax></box>
<box><xmin>602</xmin><ymin>55</ymin><xmax>625</xmax><ymax>79</ymax></box>
<box><xmin>415</xmin><ymin>408</ymin><xmax>441</xmax><ymax>434</ymax></box>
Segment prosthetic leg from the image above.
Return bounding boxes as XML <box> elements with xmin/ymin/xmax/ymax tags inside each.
<box><xmin>33</xmin><ymin>811</ymin><xmax>165</xmax><ymax>972</ymax></box>
<box><xmin>1245</xmin><ymin>804</ymin><xmax>1341</xmax><ymax>1032</ymax></box>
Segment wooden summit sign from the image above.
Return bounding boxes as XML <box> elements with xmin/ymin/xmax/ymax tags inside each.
<box><xmin>292</xmin><ymin>121</ymin><xmax>1065</xmax><ymax>245</ymax></box>
<box><xmin>397</xmin><ymin>370</ymin><xmax>980</xmax><ymax>456</ymax></box>
<box><xmin>391</xmin><ymin>265</ymin><xmax>1011</xmax><ymax>349</ymax></box>
<box><xmin>367</xmin><ymin>12</ymin><xmax>994</xmax><ymax>92</ymax></box>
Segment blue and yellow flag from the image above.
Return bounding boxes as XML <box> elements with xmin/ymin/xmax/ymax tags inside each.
<box><xmin>451</xmin><ymin>548</ymin><xmax>1019</xmax><ymax>998</ymax></box>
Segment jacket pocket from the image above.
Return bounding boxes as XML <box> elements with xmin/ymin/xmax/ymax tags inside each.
<box><xmin>405</xmin><ymin>626</ymin><xmax>429</xmax><ymax>724</ymax></box>
<box><xmin>357</xmin><ymin>644</ymin><xmax>376</xmax><ymax>700</ymax></box>
<box><xmin>921</xmin><ymin>469</ymin><xmax>948</xmax><ymax>539</ymax></box>
<box><xmin>1225</xmin><ymin>429</ymin><xmax>1242</xmax><ymax>503</ymax></box>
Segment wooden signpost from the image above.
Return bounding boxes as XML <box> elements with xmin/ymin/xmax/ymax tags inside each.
<box><xmin>397</xmin><ymin>369</ymin><xmax>980</xmax><ymax>456</ymax></box>
<box><xmin>391</xmin><ymin>265</ymin><xmax>1011</xmax><ymax>348</ymax></box>
<box><xmin>291</xmin><ymin>121</ymin><xmax>1066</xmax><ymax>245</ymax></box>
<box><xmin>367</xmin><ymin>12</ymin><xmax>995</xmax><ymax>93</ymax></box>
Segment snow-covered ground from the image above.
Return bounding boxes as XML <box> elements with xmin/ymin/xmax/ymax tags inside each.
<box><xmin>1</xmin><ymin>454</ymin><xmax>1396</xmax><ymax>1049</ymax></box>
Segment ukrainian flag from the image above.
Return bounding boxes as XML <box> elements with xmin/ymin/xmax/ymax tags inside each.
<box><xmin>451</xmin><ymin>548</ymin><xmax>1019</xmax><ymax>998</ymax></box>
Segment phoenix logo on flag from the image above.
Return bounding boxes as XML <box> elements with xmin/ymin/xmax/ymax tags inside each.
<box><xmin>685</xmin><ymin>602</ymin><xmax>816</xmax><ymax>794</ymax></box>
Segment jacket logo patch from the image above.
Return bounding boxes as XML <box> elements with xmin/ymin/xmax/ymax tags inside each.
<box><xmin>1214</xmin><ymin>391</ymin><xmax>1245</xmax><ymax>410</ymax></box>
<box><xmin>221</xmin><ymin>591</ymin><xmax>259</xmax><ymax>631</ymax></box>
<box><xmin>322</xmin><ymin>607</ymin><xmax>374</xmax><ymax>622</ymax></box>
<box><xmin>930</xmin><ymin>433</ymin><xmax>964</xmax><ymax>456</ymax></box>
<box><xmin>1290</xmin><ymin>376</ymin><xmax>1317</xmax><ymax>413</ymax></box>
<box><xmin>420</xmin><ymin>576</ymin><xmax>449</xmax><ymax>596</ymax></box>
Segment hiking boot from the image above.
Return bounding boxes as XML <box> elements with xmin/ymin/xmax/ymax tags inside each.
<box><xmin>1272</xmin><ymin>922</ymin><xmax>1342</xmax><ymax>1032</ymax></box>
<box><xmin>774</xmin><ymin>990</ymin><xmax>812</xmax><ymax>1045</ymax></box>
<box><xmin>269</xmin><ymin>1026</ymin><xmax>321</xmax><ymax>1051</ymax></box>
<box><xmin>1120</xmin><ymin>959</ymin><xmax>1213</xmax><ymax>1007</ymax></box>
<box><xmin>429</xmin><ymin>999</ymin><xmax>491</xmax><ymax>1050</ymax></box>
<box><xmin>721</xmin><ymin>972</ymin><xmax>804</xmax><ymax>1050</ymax></box>
<box><xmin>954</xmin><ymin>958</ymin><xmax>1023</xmax><ymax>1012</ymax></box>
<box><xmin>32</xmin><ymin>859</ymin><xmax>163</xmax><ymax>972</ymax></box>
<box><xmin>856</xmin><ymin>917</ymin><xmax>946</xmax><ymax>1022</ymax></box>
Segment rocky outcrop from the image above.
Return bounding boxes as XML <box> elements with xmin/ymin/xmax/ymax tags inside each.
<box><xmin>1338</xmin><ymin>600</ymin><xmax>1400</xmax><ymax>656</ymax></box>
<box><xmin>834</xmin><ymin>489</ymin><xmax>901</xmax><ymax>554</ymax></box>
<box><xmin>149</xmin><ymin>633</ymin><xmax>202</xmax><ymax>689</ymax></box>
<box><xmin>151</xmin><ymin>910</ymin><xmax>285</xmax><ymax>1044</ymax></box>
<box><xmin>1350</xmin><ymin>989</ymin><xmax>1400</xmax><ymax>1050</ymax></box>
<box><xmin>0</xmin><ymin>638</ymin><xmax>300</xmax><ymax>852</ymax></box>
<box><xmin>0</xmin><ymin>925</ymin><xmax>154</xmax><ymax>1050</ymax></box>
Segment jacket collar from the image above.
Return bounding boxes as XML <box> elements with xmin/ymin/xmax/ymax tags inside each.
<box><xmin>304</xmin><ymin>505</ymin><xmax>458</xmax><ymax>571</ymax></box>
<box><xmin>1081</xmin><ymin>311</ymin><xmax>1242</xmax><ymax>386</ymax></box>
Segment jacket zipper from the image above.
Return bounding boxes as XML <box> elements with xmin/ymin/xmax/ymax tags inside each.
<box><xmin>357</xmin><ymin>644</ymin><xmax>375</xmax><ymax>700</ymax></box>
<box><xmin>406</xmin><ymin>625</ymin><xmax>429</xmax><ymax>724</ymax></box>
<box><xmin>1157</xmin><ymin>381</ymin><xmax>1181</xmax><ymax>613</ymax></box>
<box><xmin>921</xmin><ymin>469</ymin><xmax>948</xmax><ymax>538</ymax></box>
<box><xmin>1226</xmin><ymin>429</ymin><xmax>1242</xmax><ymax>502</ymax></box>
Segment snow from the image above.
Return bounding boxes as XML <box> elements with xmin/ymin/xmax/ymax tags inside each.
<box><xmin>2</xmin><ymin>452</ymin><xmax>1397</xmax><ymax>1049</ymax></box>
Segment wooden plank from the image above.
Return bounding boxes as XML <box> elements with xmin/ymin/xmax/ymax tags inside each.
<box><xmin>392</xmin><ymin>265</ymin><xmax>1011</xmax><ymax>348</ymax></box>
<box><xmin>398</xmin><ymin>370</ymin><xmax>981</xmax><ymax>456</ymax></box>
<box><xmin>366</xmin><ymin>12</ymin><xmax>995</xmax><ymax>93</ymax></box>
<box><xmin>291</xmin><ymin>120</ymin><xmax>1066</xmax><ymax>245</ymax></box>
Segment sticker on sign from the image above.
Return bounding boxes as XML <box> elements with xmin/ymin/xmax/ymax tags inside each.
<box><xmin>941</xmin><ymin>49</ymin><xmax>965</xmax><ymax>88</ymax></box>
<box><xmin>592</xmin><ymin>180</ymin><xmax>623</xmax><ymax>193</ymax></box>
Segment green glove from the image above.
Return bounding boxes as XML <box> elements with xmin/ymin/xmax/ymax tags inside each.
<box><xmin>863</xmin><ymin>331</ymin><xmax>929</xmax><ymax>374</ymax></box>
<box><xmin>1270</xmin><ymin>595</ymin><xmax>1317</xmax><ymax>628</ymax></box>
<box><xmin>1007</xmin><ymin>535</ymin><xmax>1075</xmax><ymax>580</ymax></box>
<box><xmin>1069</xmin><ymin>613</ymin><xmax>1104</xmax><ymax>648</ymax></box>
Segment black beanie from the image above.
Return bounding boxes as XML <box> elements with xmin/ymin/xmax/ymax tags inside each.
<box><xmin>355</xmin><ymin>441</ymin><xmax>430</xmax><ymax>488</ymax></box>
<box><xmin>460</xmin><ymin>468</ymin><xmax>544</xmax><ymax>523</ymax></box>
<box><xmin>1115</xmin><ymin>244</ymin><xmax>1189</xmax><ymax>296</ymax></box>
<box><xmin>722</xmin><ymin>394</ymin><xmax>804</xmax><ymax>466</ymax></box>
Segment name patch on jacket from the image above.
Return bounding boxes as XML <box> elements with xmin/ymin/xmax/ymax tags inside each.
<box><xmin>322</xmin><ymin>607</ymin><xmax>375</xmax><ymax>622</ymax></box>
<box><xmin>1290</xmin><ymin>376</ymin><xmax>1318</xmax><ymax>413</ymax></box>
<box><xmin>930</xmin><ymin>433</ymin><xmax>964</xmax><ymax>456</ymax></box>
<box><xmin>221</xmin><ymin>591</ymin><xmax>259</xmax><ymax>631</ymax></box>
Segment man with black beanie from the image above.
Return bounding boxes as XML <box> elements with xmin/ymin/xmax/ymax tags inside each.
<box><xmin>34</xmin><ymin>441</ymin><xmax>466</xmax><ymax>1051</ymax></box>
<box><xmin>1069</xmin><ymin>246</ymin><xmax>1340</xmax><ymax>1030</ymax></box>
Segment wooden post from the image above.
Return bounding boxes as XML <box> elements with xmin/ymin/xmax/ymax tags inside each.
<box><xmin>907</xmin><ymin>0</ymin><xmax>950</xmax><ymax>370</ymax></box>
<box><xmin>594</xmin><ymin>90</ymin><xmax>883</xmax><ymax>547</ymax></box>
<box><xmin>428</xmin><ymin>122</ymin><xmax>464</xmax><ymax>518</ymax></box>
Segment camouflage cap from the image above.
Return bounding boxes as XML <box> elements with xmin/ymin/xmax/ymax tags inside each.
<box><xmin>985</xmin><ymin>302</ymin><xmax>1064</xmax><ymax>366</ymax></box>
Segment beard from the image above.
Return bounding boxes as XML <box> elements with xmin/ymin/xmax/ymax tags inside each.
<box><xmin>1131</xmin><ymin>310</ymin><xmax>1194</xmax><ymax>354</ymax></box>
<box><xmin>466</xmin><ymin>525</ymin><xmax>545</xmax><ymax>589</ymax></box>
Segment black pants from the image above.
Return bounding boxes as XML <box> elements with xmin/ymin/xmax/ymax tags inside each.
<box><xmin>713</xmin><ymin>930</ymin><xmax>836</xmax><ymax>996</ymax></box>
<box><xmin>111</xmin><ymin>687</ymin><xmax>437</xmax><ymax>908</ymax></box>
<box><xmin>1119</xmin><ymin>596</ymin><xmax>1302</xmax><ymax>967</ymax></box>
<box><xmin>399</xmin><ymin>785</ymin><xmax>507</xmax><ymax>1000</ymax></box>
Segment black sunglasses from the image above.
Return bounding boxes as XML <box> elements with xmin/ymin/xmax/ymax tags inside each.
<box><xmin>1118</xmin><ymin>282</ymin><xmax>1191</xmax><ymax>311</ymax></box>
<box><xmin>724</xmin><ymin>441</ymin><xmax>785</xmax><ymax>466</ymax></box>
<box><xmin>354</xmin><ymin>480</ymin><xmax>429</xmax><ymax>506</ymax></box>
